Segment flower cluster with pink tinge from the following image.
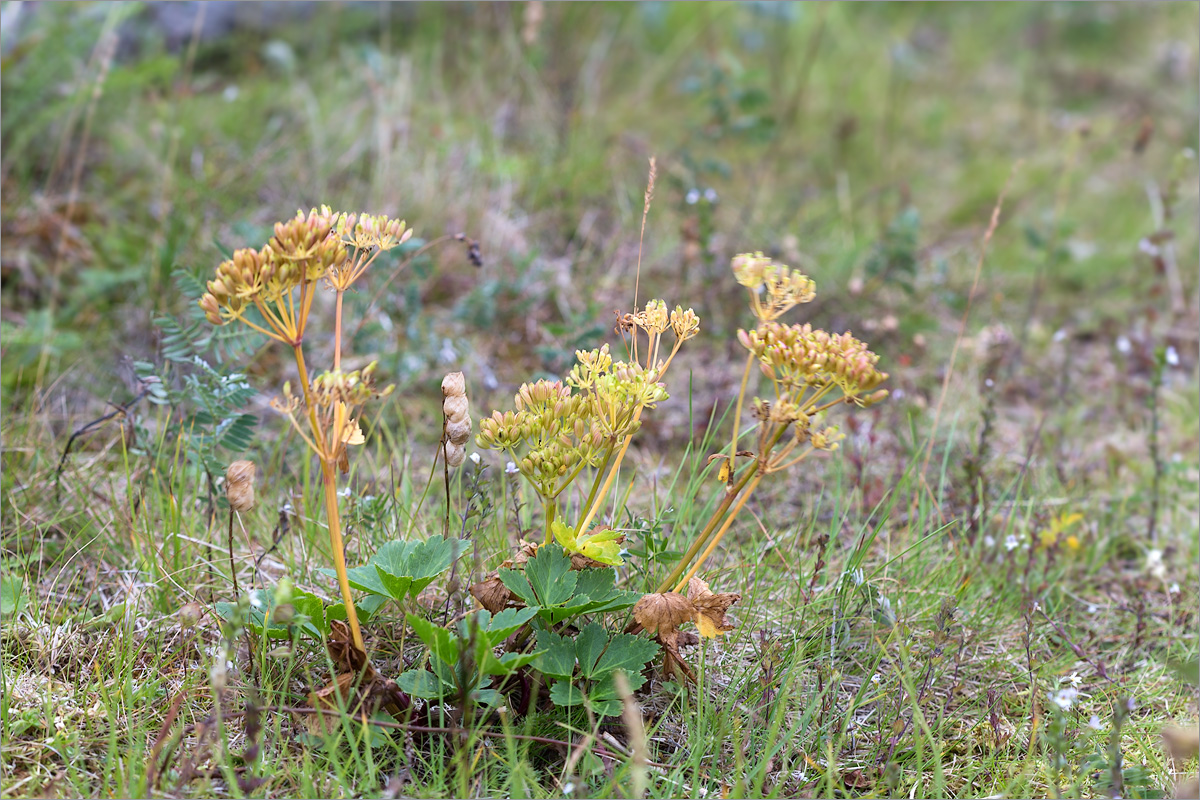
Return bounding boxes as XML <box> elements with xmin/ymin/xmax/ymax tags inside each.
<box><xmin>198</xmin><ymin>207</ymin><xmax>410</xmax><ymax>326</ymax></box>
<box><xmin>738</xmin><ymin>321</ymin><xmax>889</xmax><ymax>404</ymax></box>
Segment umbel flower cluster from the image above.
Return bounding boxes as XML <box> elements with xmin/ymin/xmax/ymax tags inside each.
<box><xmin>477</xmin><ymin>299</ymin><xmax>700</xmax><ymax>550</ymax></box>
<box><xmin>271</xmin><ymin>363</ymin><xmax>393</xmax><ymax>470</ymax></box>
<box><xmin>476</xmin><ymin>345</ymin><xmax>668</xmax><ymax>498</ymax></box>
<box><xmin>657</xmin><ymin>251</ymin><xmax>890</xmax><ymax>594</ymax></box>
<box><xmin>199</xmin><ymin>207</ymin><xmax>411</xmax><ymax>342</ymax></box>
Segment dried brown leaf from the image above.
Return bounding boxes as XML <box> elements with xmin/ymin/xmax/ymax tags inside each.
<box><xmin>658</xmin><ymin>629</ymin><xmax>696</xmax><ymax>683</ymax></box>
<box><xmin>687</xmin><ymin>577</ymin><xmax>741</xmax><ymax>638</ymax></box>
<box><xmin>327</xmin><ymin>619</ymin><xmax>367</xmax><ymax>673</ymax></box>
<box><xmin>470</xmin><ymin>575</ymin><xmax>520</xmax><ymax>614</ymax></box>
<box><xmin>499</xmin><ymin>540</ymin><xmax>540</xmax><ymax>569</ymax></box>
<box><xmin>1163</xmin><ymin>724</ymin><xmax>1200</xmax><ymax>761</ymax></box>
<box><xmin>570</xmin><ymin>551</ymin><xmax>616</xmax><ymax>570</ymax></box>
<box><xmin>631</xmin><ymin>592</ymin><xmax>696</xmax><ymax>635</ymax></box>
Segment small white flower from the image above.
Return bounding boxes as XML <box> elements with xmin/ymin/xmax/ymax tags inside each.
<box><xmin>871</xmin><ymin>673</ymin><xmax>882</xmax><ymax>685</ymax></box>
<box><xmin>1005</xmin><ymin>534</ymin><xmax>1019</xmax><ymax>552</ymax></box>
<box><xmin>1116</xmin><ymin>335</ymin><xmax>1132</xmax><ymax>355</ymax></box>
<box><xmin>685</xmin><ymin>189</ymin><xmax>700</xmax><ymax>205</ymax></box>
<box><xmin>505</xmin><ymin>461</ymin><xmax>519</xmax><ymax>475</ymax></box>
<box><xmin>249</xmin><ymin>593</ymin><xmax>263</xmax><ymax>609</ymax></box>
<box><xmin>983</xmin><ymin>535</ymin><xmax>996</xmax><ymax>548</ymax></box>
<box><xmin>703</xmin><ymin>187</ymin><xmax>718</xmax><ymax>203</ymax></box>
<box><xmin>985</xmin><ymin>377</ymin><xmax>995</xmax><ymax>388</ymax></box>
<box><xmin>1053</xmin><ymin>328</ymin><xmax>1067</xmax><ymax>343</ymax></box>
<box><xmin>1165</xmin><ymin>346</ymin><xmax>1179</xmax><ymax>366</ymax></box>
<box><xmin>1169</xmin><ymin>582</ymin><xmax>1180</xmax><ymax>595</ymax></box>
<box><xmin>1087</xmin><ymin>604</ymin><xmax>1099</xmax><ymax>614</ymax></box>
<box><xmin>469</xmin><ymin>452</ymin><xmax>481</xmax><ymax>465</ymax></box>
<box><xmin>1051</xmin><ymin>687</ymin><xmax>1078</xmax><ymax>710</ymax></box>
<box><xmin>1062</xmin><ymin>672</ymin><xmax>1082</xmax><ymax>688</ymax></box>
<box><xmin>1146</xmin><ymin>549</ymin><xmax>1166</xmax><ymax>580</ymax></box>
<box><xmin>1088</xmin><ymin>715</ymin><xmax>1103</xmax><ymax>730</ymax></box>
<box><xmin>338</xmin><ymin>486</ymin><xmax>352</xmax><ymax>498</ymax></box>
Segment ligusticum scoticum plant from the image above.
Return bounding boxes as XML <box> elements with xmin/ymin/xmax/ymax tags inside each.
<box><xmin>199</xmin><ymin>207</ymin><xmax>412</xmax><ymax>656</ymax></box>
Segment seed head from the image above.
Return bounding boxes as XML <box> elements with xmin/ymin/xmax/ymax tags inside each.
<box><xmin>441</xmin><ymin>371</ymin><xmax>472</xmax><ymax>452</ymax></box>
<box><xmin>225</xmin><ymin>460</ymin><xmax>256</xmax><ymax>512</ymax></box>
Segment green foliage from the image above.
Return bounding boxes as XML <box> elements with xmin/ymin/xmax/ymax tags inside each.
<box><xmin>535</xmin><ymin>623</ymin><xmax>659</xmax><ymax>717</ymax></box>
<box><xmin>398</xmin><ymin>608</ymin><xmax>541</xmax><ymax>706</ymax></box>
<box><xmin>1</xmin><ymin>574</ymin><xmax>27</xmax><ymax>618</ymax></box>
<box><xmin>336</xmin><ymin>535</ymin><xmax>464</xmax><ymax>605</ymax></box>
<box><xmin>498</xmin><ymin>544</ymin><xmax>641</xmax><ymax>625</ymax></box>
<box><xmin>215</xmin><ymin>587</ymin><xmax>385</xmax><ymax>641</ymax></box>
<box><xmin>133</xmin><ymin>268</ymin><xmax>263</xmax><ymax>475</ymax></box>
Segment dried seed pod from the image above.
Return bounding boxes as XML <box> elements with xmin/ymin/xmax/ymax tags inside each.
<box><xmin>441</xmin><ymin>371</ymin><xmax>472</xmax><ymax>465</ymax></box>
<box><xmin>441</xmin><ymin>371</ymin><xmax>466</xmax><ymax>398</ymax></box>
<box><xmin>444</xmin><ymin>441</ymin><xmax>466</xmax><ymax>468</ymax></box>
<box><xmin>443</xmin><ymin>394</ymin><xmax>469</xmax><ymax>422</ymax></box>
<box><xmin>225</xmin><ymin>460</ymin><xmax>256</xmax><ymax>512</ymax></box>
<box><xmin>446</xmin><ymin>416</ymin><xmax>472</xmax><ymax>446</ymax></box>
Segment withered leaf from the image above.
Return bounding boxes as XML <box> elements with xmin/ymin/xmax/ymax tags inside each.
<box><xmin>686</xmin><ymin>577</ymin><xmax>741</xmax><ymax>638</ymax></box>
<box><xmin>658</xmin><ymin>630</ymin><xmax>697</xmax><ymax>683</ymax></box>
<box><xmin>469</xmin><ymin>575</ymin><xmax>519</xmax><ymax>614</ymax></box>
<box><xmin>569</xmin><ymin>551</ymin><xmax>616</xmax><ymax>570</ymax></box>
<box><xmin>327</xmin><ymin>619</ymin><xmax>368</xmax><ymax>673</ymax></box>
<box><xmin>306</xmin><ymin>671</ymin><xmax>360</xmax><ymax>736</ymax></box>
<box><xmin>499</xmin><ymin>540</ymin><xmax>540</xmax><ymax>570</ymax></box>
<box><xmin>631</xmin><ymin>592</ymin><xmax>696</xmax><ymax>635</ymax></box>
<box><xmin>1163</xmin><ymin>725</ymin><xmax>1200</xmax><ymax>762</ymax></box>
<box><xmin>306</xmin><ymin>666</ymin><xmax>407</xmax><ymax>736</ymax></box>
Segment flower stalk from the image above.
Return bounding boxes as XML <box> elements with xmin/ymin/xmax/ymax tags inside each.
<box><xmin>199</xmin><ymin>208</ymin><xmax>410</xmax><ymax>657</ymax></box>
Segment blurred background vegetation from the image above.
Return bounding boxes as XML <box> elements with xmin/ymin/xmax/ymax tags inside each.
<box><xmin>1</xmin><ymin>0</ymin><xmax>1197</xmax><ymax>480</ymax></box>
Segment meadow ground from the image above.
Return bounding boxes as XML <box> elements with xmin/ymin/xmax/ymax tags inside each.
<box><xmin>2</xmin><ymin>3</ymin><xmax>1198</xmax><ymax>798</ymax></box>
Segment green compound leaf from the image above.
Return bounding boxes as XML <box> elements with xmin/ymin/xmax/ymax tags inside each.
<box><xmin>546</xmin><ymin>676</ymin><xmax>629</xmax><ymax>718</ymax></box>
<box><xmin>549</xmin><ymin>680</ymin><xmax>586</xmax><ymax>707</ymax></box>
<box><xmin>484</xmin><ymin>606</ymin><xmax>538</xmax><ymax>643</ymax></box>
<box><xmin>500</xmin><ymin>547</ymin><xmax>640</xmax><ymax>626</ymax></box>
<box><xmin>534</xmin><ymin>630</ymin><xmax>578</xmax><ymax>680</ymax></box>
<box><xmin>340</xmin><ymin>536</ymin><xmax>464</xmax><ymax>603</ymax></box>
<box><xmin>539</xmin><ymin>624</ymin><xmax>659</xmax><ymax>718</ymax></box>
<box><xmin>406</xmin><ymin>612</ymin><xmax>461</xmax><ymax>666</ymax></box>
<box><xmin>496</xmin><ymin>567</ymin><xmax>537</xmax><ymax>607</ymax></box>
<box><xmin>594</xmin><ymin>634</ymin><xmax>660</xmax><ymax>678</ymax></box>
<box><xmin>523</xmin><ymin>544</ymin><xmax>577</xmax><ymax>606</ymax></box>
<box><xmin>574</xmin><ymin>623</ymin><xmax>609</xmax><ymax>679</ymax></box>
<box><xmin>397</xmin><ymin>669</ymin><xmax>452</xmax><ymax>699</ymax></box>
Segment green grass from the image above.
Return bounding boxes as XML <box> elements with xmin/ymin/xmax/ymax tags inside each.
<box><xmin>3</xmin><ymin>2</ymin><xmax>1198</xmax><ymax>798</ymax></box>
